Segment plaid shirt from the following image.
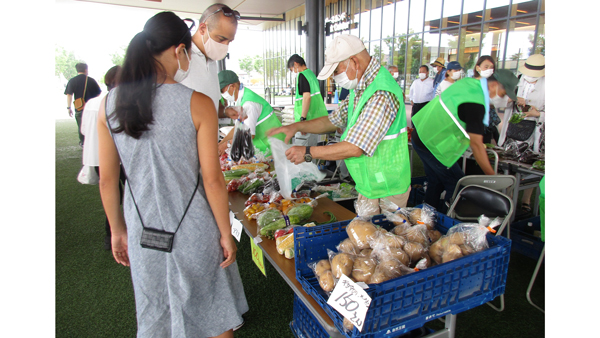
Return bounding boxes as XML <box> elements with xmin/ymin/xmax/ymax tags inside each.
<box><xmin>329</xmin><ymin>57</ymin><xmax>401</xmax><ymax>157</ymax></box>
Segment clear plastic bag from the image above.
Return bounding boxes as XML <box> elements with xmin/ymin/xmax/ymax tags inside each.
<box><xmin>445</xmin><ymin>215</ymin><xmax>501</xmax><ymax>253</ymax></box>
<box><xmin>345</xmin><ymin>216</ymin><xmax>379</xmax><ymax>250</ymax></box>
<box><xmin>328</xmin><ymin>249</ymin><xmax>356</xmax><ymax>280</ymax></box>
<box><xmin>309</xmin><ymin>259</ymin><xmax>337</xmax><ymax>293</ymax></box>
<box><xmin>230</xmin><ymin>118</ymin><xmax>254</xmax><ymax>162</ymax></box>
<box><xmin>269</xmin><ymin>137</ymin><xmax>326</xmax><ymax>199</ymax></box>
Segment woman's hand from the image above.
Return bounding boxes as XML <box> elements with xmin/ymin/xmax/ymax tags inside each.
<box><xmin>112</xmin><ymin>230</ymin><xmax>130</xmax><ymax>267</ymax></box>
<box><xmin>220</xmin><ymin>234</ymin><xmax>237</xmax><ymax>268</ymax></box>
<box><xmin>218</xmin><ymin>141</ymin><xmax>229</xmax><ymax>156</ymax></box>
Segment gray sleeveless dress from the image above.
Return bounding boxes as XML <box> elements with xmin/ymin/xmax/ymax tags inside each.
<box><xmin>106</xmin><ymin>83</ymin><xmax>248</xmax><ymax>338</ymax></box>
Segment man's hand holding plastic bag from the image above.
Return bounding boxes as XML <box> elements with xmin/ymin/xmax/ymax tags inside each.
<box><xmin>269</xmin><ymin>137</ymin><xmax>325</xmax><ymax>199</ymax></box>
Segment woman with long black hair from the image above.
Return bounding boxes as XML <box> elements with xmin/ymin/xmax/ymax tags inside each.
<box><xmin>97</xmin><ymin>11</ymin><xmax>247</xmax><ymax>338</ymax></box>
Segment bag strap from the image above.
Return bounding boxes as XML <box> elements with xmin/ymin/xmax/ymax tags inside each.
<box><xmin>104</xmin><ymin>92</ymin><xmax>200</xmax><ymax>234</ymax></box>
<box><xmin>82</xmin><ymin>76</ymin><xmax>88</xmax><ymax>101</ymax></box>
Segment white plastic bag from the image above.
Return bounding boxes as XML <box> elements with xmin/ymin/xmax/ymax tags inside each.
<box><xmin>268</xmin><ymin>137</ymin><xmax>325</xmax><ymax>199</ymax></box>
<box><xmin>77</xmin><ymin>165</ymin><xmax>99</xmax><ymax>184</ymax></box>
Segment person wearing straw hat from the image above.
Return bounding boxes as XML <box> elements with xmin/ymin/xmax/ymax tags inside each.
<box><xmin>410</xmin><ymin>69</ymin><xmax>519</xmax><ymax>210</ymax></box>
<box><xmin>431</xmin><ymin>56</ymin><xmax>447</xmax><ymax>94</ymax></box>
<box><xmin>217</xmin><ymin>70</ymin><xmax>285</xmax><ymax>156</ymax></box>
<box><xmin>268</xmin><ymin>34</ymin><xmax>412</xmax><ymax>215</ymax></box>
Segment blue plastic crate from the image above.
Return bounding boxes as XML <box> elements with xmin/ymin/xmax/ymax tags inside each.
<box><xmin>407</xmin><ymin>176</ymin><xmax>427</xmax><ymax>207</ymax></box>
<box><xmin>508</xmin><ymin>216</ymin><xmax>543</xmax><ymax>260</ymax></box>
<box><xmin>294</xmin><ymin>209</ymin><xmax>511</xmax><ymax>338</ymax></box>
<box><xmin>291</xmin><ymin>294</ymin><xmax>330</xmax><ymax>338</ymax></box>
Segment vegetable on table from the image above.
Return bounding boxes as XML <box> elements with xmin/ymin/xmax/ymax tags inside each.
<box><xmin>260</xmin><ymin>215</ymin><xmax>302</xmax><ymax>238</ymax></box>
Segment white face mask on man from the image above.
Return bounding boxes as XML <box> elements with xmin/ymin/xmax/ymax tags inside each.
<box><xmin>174</xmin><ymin>48</ymin><xmax>192</xmax><ymax>83</ymax></box>
<box><xmin>221</xmin><ymin>84</ymin><xmax>236</xmax><ymax>102</ymax></box>
<box><xmin>522</xmin><ymin>74</ymin><xmax>539</xmax><ymax>83</ymax></box>
<box><xmin>202</xmin><ymin>28</ymin><xmax>229</xmax><ymax>61</ymax></box>
<box><xmin>333</xmin><ymin>60</ymin><xmax>359</xmax><ymax>90</ymax></box>
<box><xmin>419</xmin><ymin>73</ymin><xmax>427</xmax><ymax>80</ymax></box>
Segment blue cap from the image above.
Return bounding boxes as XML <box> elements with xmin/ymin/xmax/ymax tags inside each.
<box><xmin>446</xmin><ymin>61</ymin><xmax>462</xmax><ymax>70</ymax></box>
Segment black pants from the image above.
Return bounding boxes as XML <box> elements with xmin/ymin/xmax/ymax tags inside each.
<box><xmin>94</xmin><ymin>166</ymin><xmax>126</xmax><ymax>237</ymax></box>
<box><xmin>411</xmin><ymin>101</ymin><xmax>430</xmax><ymax>119</ymax></box>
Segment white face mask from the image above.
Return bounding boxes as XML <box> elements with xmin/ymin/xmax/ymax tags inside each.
<box><xmin>451</xmin><ymin>70</ymin><xmax>461</xmax><ymax>80</ymax></box>
<box><xmin>490</xmin><ymin>86</ymin><xmax>509</xmax><ymax>108</ymax></box>
<box><xmin>333</xmin><ymin>60</ymin><xmax>358</xmax><ymax>90</ymax></box>
<box><xmin>174</xmin><ymin>48</ymin><xmax>192</xmax><ymax>83</ymax></box>
<box><xmin>419</xmin><ymin>73</ymin><xmax>427</xmax><ymax>80</ymax></box>
<box><xmin>202</xmin><ymin>28</ymin><xmax>229</xmax><ymax>61</ymax></box>
<box><xmin>221</xmin><ymin>85</ymin><xmax>236</xmax><ymax>102</ymax></box>
<box><xmin>432</xmin><ymin>67</ymin><xmax>438</xmax><ymax>73</ymax></box>
<box><xmin>392</xmin><ymin>72</ymin><xmax>399</xmax><ymax>79</ymax></box>
<box><xmin>522</xmin><ymin>74</ymin><xmax>539</xmax><ymax>83</ymax></box>
<box><xmin>479</xmin><ymin>68</ymin><xmax>494</xmax><ymax>78</ymax></box>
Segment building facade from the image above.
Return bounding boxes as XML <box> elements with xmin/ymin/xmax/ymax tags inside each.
<box><xmin>262</xmin><ymin>0</ymin><xmax>545</xmax><ymax>103</ymax></box>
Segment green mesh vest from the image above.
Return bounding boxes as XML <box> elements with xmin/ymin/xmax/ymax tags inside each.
<box><xmin>341</xmin><ymin>68</ymin><xmax>411</xmax><ymax>199</ymax></box>
<box><xmin>294</xmin><ymin>69</ymin><xmax>329</xmax><ymax>122</ymax></box>
<box><xmin>240</xmin><ymin>88</ymin><xmax>284</xmax><ymax>155</ymax></box>
<box><xmin>412</xmin><ymin>78</ymin><xmax>487</xmax><ymax>167</ymax></box>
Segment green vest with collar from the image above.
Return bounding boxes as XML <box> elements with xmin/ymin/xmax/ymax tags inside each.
<box><xmin>412</xmin><ymin>78</ymin><xmax>486</xmax><ymax>167</ymax></box>
<box><xmin>239</xmin><ymin>88</ymin><xmax>284</xmax><ymax>155</ymax></box>
<box><xmin>294</xmin><ymin>69</ymin><xmax>329</xmax><ymax>122</ymax></box>
<box><xmin>341</xmin><ymin>67</ymin><xmax>411</xmax><ymax>199</ymax></box>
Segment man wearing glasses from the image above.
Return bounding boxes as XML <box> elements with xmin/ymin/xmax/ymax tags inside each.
<box><xmin>180</xmin><ymin>3</ymin><xmax>240</xmax><ymax>125</ymax></box>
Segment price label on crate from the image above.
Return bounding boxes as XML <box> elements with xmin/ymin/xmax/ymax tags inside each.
<box><xmin>229</xmin><ymin>211</ymin><xmax>243</xmax><ymax>242</ymax></box>
<box><xmin>327</xmin><ymin>274</ymin><xmax>371</xmax><ymax>331</ymax></box>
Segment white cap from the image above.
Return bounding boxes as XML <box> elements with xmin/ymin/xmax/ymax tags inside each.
<box><xmin>317</xmin><ymin>34</ymin><xmax>366</xmax><ymax>80</ymax></box>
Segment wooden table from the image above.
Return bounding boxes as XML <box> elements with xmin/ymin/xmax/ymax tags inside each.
<box><xmin>229</xmin><ymin>191</ymin><xmax>356</xmax><ymax>337</ymax></box>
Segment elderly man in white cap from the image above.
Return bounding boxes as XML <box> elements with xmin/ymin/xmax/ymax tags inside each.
<box><xmin>267</xmin><ymin>34</ymin><xmax>411</xmax><ymax>215</ymax></box>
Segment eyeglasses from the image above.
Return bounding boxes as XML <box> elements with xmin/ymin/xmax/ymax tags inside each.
<box><xmin>204</xmin><ymin>5</ymin><xmax>241</xmax><ymax>22</ymax></box>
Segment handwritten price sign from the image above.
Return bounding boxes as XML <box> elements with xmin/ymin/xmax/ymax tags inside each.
<box><xmin>229</xmin><ymin>211</ymin><xmax>243</xmax><ymax>242</ymax></box>
<box><xmin>327</xmin><ymin>274</ymin><xmax>371</xmax><ymax>331</ymax></box>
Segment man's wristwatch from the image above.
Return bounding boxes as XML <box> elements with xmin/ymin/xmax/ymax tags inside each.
<box><xmin>304</xmin><ymin>146</ymin><xmax>313</xmax><ymax>162</ymax></box>
<box><xmin>300</xmin><ymin>117</ymin><xmax>307</xmax><ymax>121</ymax></box>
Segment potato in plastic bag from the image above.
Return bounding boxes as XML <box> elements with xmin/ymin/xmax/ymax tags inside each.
<box><xmin>346</xmin><ymin>217</ymin><xmax>378</xmax><ymax>250</ymax></box>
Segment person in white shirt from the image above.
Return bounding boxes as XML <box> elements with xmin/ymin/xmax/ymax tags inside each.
<box><xmin>435</xmin><ymin>61</ymin><xmax>462</xmax><ymax>97</ymax></box>
<box><xmin>408</xmin><ymin>65</ymin><xmax>435</xmax><ymax>120</ymax></box>
<box><xmin>80</xmin><ymin>65</ymin><xmax>125</xmax><ymax>250</ymax></box>
<box><xmin>180</xmin><ymin>3</ymin><xmax>240</xmax><ymax>125</ymax></box>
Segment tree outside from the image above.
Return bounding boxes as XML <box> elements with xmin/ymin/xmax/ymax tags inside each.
<box><xmin>55</xmin><ymin>45</ymin><xmax>83</xmax><ymax>81</ymax></box>
<box><xmin>110</xmin><ymin>46</ymin><xmax>126</xmax><ymax>66</ymax></box>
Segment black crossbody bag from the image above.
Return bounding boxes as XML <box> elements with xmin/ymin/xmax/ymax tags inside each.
<box><xmin>105</xmin><ymin>93</ymin><xmax>200</xmax><ymax>252</ymax></box>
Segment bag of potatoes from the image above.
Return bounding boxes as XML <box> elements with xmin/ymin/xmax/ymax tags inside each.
<box><xmin>328</xmin><ymin>249</ymin><xmax>356</xmax><ymax>280</ymax></box>
<box><xmin>346</xmin><ymin>217</ymin><xmax>379</xmax><ymax>250</ymax></box>
<box><xmin>308</xmin><ymin>258</ymin><xmax>337</xmax><ymax>293</ymax></box>
<box><xmin>445</xmin><ymin>215</ymin><xmax>501</xmax><ymax>253</ymax></box>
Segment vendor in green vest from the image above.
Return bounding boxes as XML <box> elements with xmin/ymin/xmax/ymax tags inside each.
<box><xmin>410</xmin><ymin>69</ymin><xmax>518</xmax><ymax>210</ymax></box>
<box><xmin>268</xmin><ymin>35</ymin><xmax>412</xmax><ymax>215</ymax></box>
<box><xmin>287</xmin><ymin>54</ymin><xmax>329</xmax><ymax>147</ymax></box>
<box><xmin>217</xmin><ymin>70</ymin><xmax>285</xmax><ymax>156</ymax></box>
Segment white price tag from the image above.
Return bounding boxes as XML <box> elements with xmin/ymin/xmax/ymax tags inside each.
<box><xmin>229</xmin><ymin>211</ymin><xmax>243</xmax><ymax>242</ymax></box>
<box><xmin>327</xmin><ymin>274</ymin><xmax>371</xmax><ymax>331</ymax></box>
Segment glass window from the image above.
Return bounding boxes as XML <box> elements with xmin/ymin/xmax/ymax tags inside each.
<box><xmin>439</xmin><ymin>28</ymin><xmax>460</xmax><ymax>63</ymax></box>
<box><xmin>350</xmin><ymin>0</ymin><xmax>361</xmax><ymax>37</ymax></box>
<box><xmin>459</xmin><ymin>25</ymin><xmax>482</xmax><ymax>77</ymax></box>
<box><xmin>391</xmin><ymin>36</ymin><xmax>407</xmax><ymax>78</ymax></box>
<box><xmin>462</xmin><ymin>0</ymin><xmax>484</xmax><ymax>25</ymax></box>
<box><xmin>394</xmin><ymin>0</ymin><xmax>408</xmax><ymax>36</ymax></box>
<box><xmin>484</xmin><ymin>0</ymin><xmax>509</xmax><ymax>20</ymax></box>
<box><xmin>370</xmin><ymin>0</ymin><xmax>383</xmax><ymax>41</ymax></box>
<box><xmin>504</xmin><ymin>16</ymin><xmax>537</xmax><ymax>72</ymax></box>
<box><xmin>442</xmin><ymin>0</ymin><xmax>462</xmax><ymax>29</ymax></box>
<box><xmin>405</xmin><ymin>34</ymin><xmax>423</xmax><ymax>92</ymax></box>
<box><xmin>534</xmin><ymin>14</ymin><xmax>545</xmax><ymax>55</ymax></box>
<box><xmin>371</xmin><ymin>39</ymin><xmax>382</xmax><ymax>61</ymax></box>
<box><xmin>481</xmin><ymin>19</ymin><xmax>507</xmax><ymax>68</ymax></box>
<box><xmin>360</xmin><ymin>0</ymin><xmax>371</xmax><ymax>43</ymax></box>
<box><xmin>408</xmin><ymin>0</ymin><xmax>425</xmax><ymax>34</ymax></box>
<box><xmin>510</xmin><ymin>0</ymin><xmax>539</xmax><ymax>17</ymax></box>
<box><xmin>381</xmin><ymin>38</ymin><xmax>393</xmax><ymax>67</ymax></box>
<box><xmin>422</xmin><ymin>31</ymin><xmax>440</xmax><ymax>74</ymax></box>
<box><xmin>424</xmin><ymin>0</ymin><xmax>442</xmax><ymax>31</ymax></box>
<box><xmin>381</xmin><ymin>0</ymin><xmax>395</xmax><ymax>39</ymax></box>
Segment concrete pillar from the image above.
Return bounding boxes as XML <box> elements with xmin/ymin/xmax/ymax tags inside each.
<box><xmin>305</xmin><ymin>0</ymin><xmax>326</xmax><ymax>96</ymax></box>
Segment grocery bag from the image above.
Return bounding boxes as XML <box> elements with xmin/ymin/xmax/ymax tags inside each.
<box><xmin>269</xmin><ymin>137</ymin><xmax>325</xmax><ymax>199</ymax></box>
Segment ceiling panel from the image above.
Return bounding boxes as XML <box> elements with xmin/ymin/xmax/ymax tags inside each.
<box><xmin>76</xmin><ymin>0</ymin><xmax>305</xmax><ymax>26</ymax></box>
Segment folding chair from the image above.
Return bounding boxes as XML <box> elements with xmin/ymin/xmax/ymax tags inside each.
<box><xmin>526</xmin><ymin>176</ymin><xmax>545</xmax><ymax>313</ymax></box>
<box><xmin>449</xmin><ymin>174</ymin><xmax>517</xmax><ymax>205</ymax></box>
<box><xmin>446</xmin><ymin>184</ymin><xmax>514</xmax><ymax>312</ymax></box>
